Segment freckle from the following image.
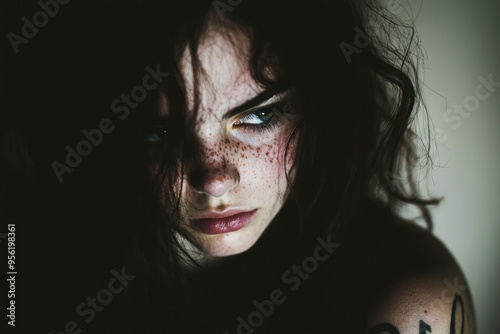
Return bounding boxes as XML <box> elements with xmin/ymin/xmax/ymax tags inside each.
<box><xmin>424</xmin><ymin>310</ymin><xmax>427</xmax><ymax>314</ymax></box>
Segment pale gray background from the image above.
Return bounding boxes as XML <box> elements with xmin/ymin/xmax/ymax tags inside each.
<box><xmin>393</xmin><ymin>0</ymin><xmax>500</xmax><ymax>332</ymax></box>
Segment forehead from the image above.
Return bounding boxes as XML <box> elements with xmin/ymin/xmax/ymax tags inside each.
<box><xmin>178</xmin><ymin>26</ymin><xmax>264</xmax><ymax>117</ymax></box>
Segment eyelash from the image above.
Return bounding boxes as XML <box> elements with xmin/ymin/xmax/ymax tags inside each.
<box><xmin>233</xmin><ymin>104</ymin><xmax>286</xmax><ymax>133</ymax></box>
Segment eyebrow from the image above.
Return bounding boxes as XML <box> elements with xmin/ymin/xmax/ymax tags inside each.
<box><xmin>222</xmin><ymin>83</ymin><xmax>291</xmax><ymax>120</ymax></box>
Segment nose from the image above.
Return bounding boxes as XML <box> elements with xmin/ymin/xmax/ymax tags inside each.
<box><xmin>187</xmin><ymin>143</ymin><xmax>240</xmax><ymax>198</ymax></box>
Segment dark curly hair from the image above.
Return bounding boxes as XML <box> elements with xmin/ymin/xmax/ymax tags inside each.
<box><xmin>126</xmin><ymin>0</ymin><xmax>437</xmax><ymax>277</ymax></box>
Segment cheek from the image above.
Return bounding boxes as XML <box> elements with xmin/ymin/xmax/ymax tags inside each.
<box><xmin>147</xmin><ymin>161</ymin><xmax>160</xmax><ymax>180</ymax></box>
<box><xmin>266</xmin><ymin>127</ymin><xmax>298</xmax><ymax>175</ymax></box>
<box><xmin>284</xmin><ymin>132</ymin><xmax>299</xmax><ymax>170</ymax></box>
<box><xmin>236</xmin><ymin>130</ymin><xmax>298</xmax><ymax>193</ymax></box>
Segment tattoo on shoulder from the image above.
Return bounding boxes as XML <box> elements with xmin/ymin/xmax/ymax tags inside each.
<box><xmin>450</xmin><ymin>294</ymin><xmax>465</xmax><ymax>334</ymax></box>
<box><xmin>366</xmin><ymin>321</ymin><xmax>431</xmax><ymax>334</ymax></box>
<box><xmin>366</xmin><ymin>294</ymin><xmax>465</xmax><ymax>334</ymax></box>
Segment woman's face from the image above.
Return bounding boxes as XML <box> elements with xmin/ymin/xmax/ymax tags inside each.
<box><xmin>154</xmin><ymin>27</ymin><xmax>298</xmax><ymax>257</ymax></box>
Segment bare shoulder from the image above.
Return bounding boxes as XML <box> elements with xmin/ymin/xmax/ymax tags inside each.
<box><xmin>354</xmin><ymin>219</ymin><xmax>476</xmax><ymax>334</ymax></box>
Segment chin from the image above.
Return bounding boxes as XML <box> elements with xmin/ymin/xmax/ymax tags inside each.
<box><xmin>201</xmin><ymin>233</ymin><xmax>259</xmax><ymax>257</ymax></box>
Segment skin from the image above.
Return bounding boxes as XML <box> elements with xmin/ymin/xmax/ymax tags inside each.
<box><xmin>153</xmin><ymin>25</ymin><xmax>298</xmax><ymax>258</ymax></box>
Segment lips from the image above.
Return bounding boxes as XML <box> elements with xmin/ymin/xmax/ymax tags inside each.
<box><xmin>190</xmin><ymin>209</ymin><xmax>257</xmax><ymax>234</ymax></box>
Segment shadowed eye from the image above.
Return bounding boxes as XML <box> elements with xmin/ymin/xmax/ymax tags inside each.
<box><xmin>144</xmin><ymin>126</ymin><xmax>167</xmax><ymax>143</ymax></box>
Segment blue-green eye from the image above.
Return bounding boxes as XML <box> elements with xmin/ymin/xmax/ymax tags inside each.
<box><xmin>144</xmin><ymin>127</ymin><xmax>167</xmax><ymax>143</ymax></box>
<box><xmin>236</xmin><ymin>108</ymin><xmax>276</xmax><ymax>125</ymax></box>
